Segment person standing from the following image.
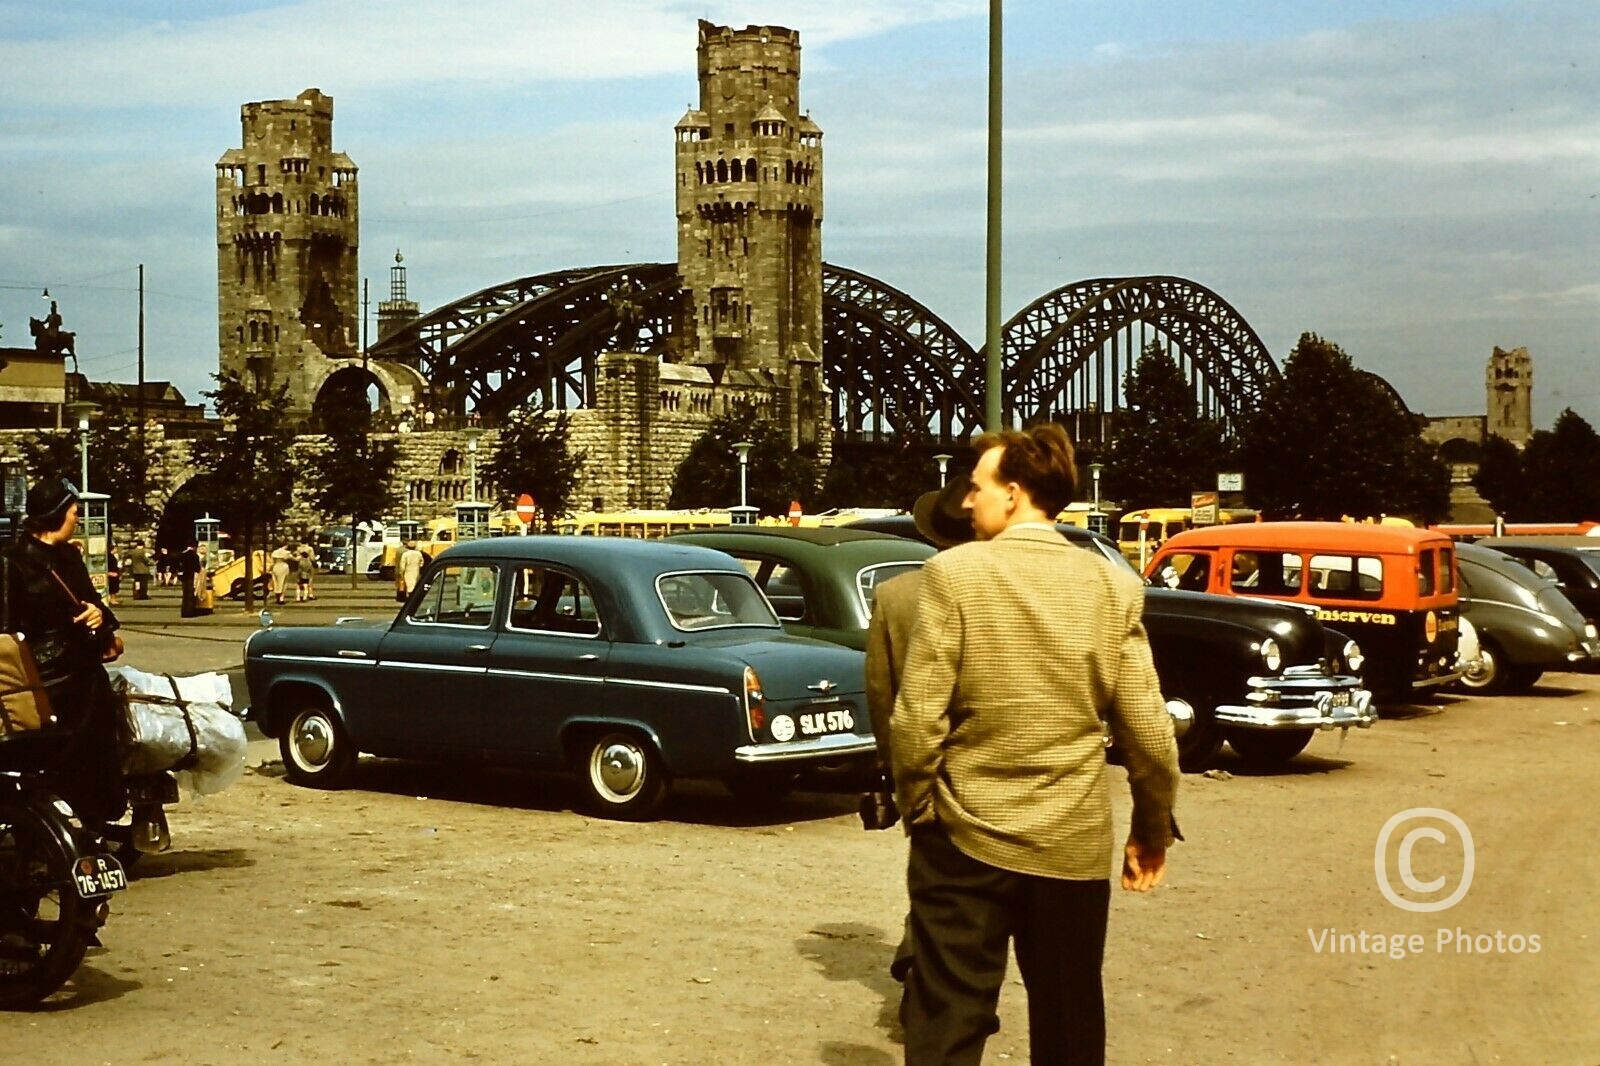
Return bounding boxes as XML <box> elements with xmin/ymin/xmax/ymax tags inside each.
<box><xmin>891</xmin><ymin>423</ymin><xmax>1181</xmax><ymax>1065</ymax></box>
<box><xmin>104</xmin><ymin>542</ymin><xmax>121</xmax><ymax>605</ymax></box>
<box><xmin>269</xmin><ymin>545</ymin><xmax>293</xmax><ymax>606</ymax></box>
<box><xmin>295</xmin><ymin>546</ymin><xmax>316</xmax><ymax>602</ymax></box>
<box><xmin>2</xmin><ymin>480</ymin><xmax>127</xmax><ymax>823</ymax></box>
<box><xmin>396</xmin><ymin>539</ymin><xmax>425</xmax><ymax>599</ymax></box>
<box><xmin>126</xmin><ymin>539</ymin><xmax>153</xmax><ymax>600</ymax></box>
<box><xmin>178</xmin><ymin>543</ymin><xmax>203</xmax><ymax>617</ymax></box>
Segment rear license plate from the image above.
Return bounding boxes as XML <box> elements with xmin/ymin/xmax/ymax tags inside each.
<box><xmin>72</xmin><ymin>855</ymin><xmax>127</xmax><ymax>898</ymax></box>
<box><xmin>127</xmin><ymin>776</ymin><xmax>178</xmax><ymax>805</ymax></box>
<box><xmin>797</xmin><ymin>707</ymin><xmax>856</xmax><ymax>737</ymax></box>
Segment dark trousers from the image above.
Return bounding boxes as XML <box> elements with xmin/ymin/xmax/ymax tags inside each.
<box><xmin>902</xmin><ymin>824</ymin><xmax>1110</xmax><ymax>1066</ymax></box>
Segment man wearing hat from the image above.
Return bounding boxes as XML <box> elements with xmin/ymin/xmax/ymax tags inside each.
<box><xmin>864</xmin><ymin>475</ymin><xmax>974</xmax><ymax>991</ymax></box>
<box><xmin>3</xmin><ymin>479</ymin><xmax>127</xmax><ymax>823</ymax></box>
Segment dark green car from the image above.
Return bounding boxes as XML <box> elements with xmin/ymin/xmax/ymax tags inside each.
<box><xmin>668</xmin><ymin>527</ymin><xmax>935</xmax><ymax>650</ymax></box>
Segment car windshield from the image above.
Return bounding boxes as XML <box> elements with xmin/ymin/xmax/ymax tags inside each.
<box><xmin>656</xmin><ymin>570</ymin><xmax>781</xmax><ymax>631</ymax></box>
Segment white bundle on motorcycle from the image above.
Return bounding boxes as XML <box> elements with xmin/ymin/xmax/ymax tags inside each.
<box><xmin>107</xmin><ymin>666</ymin><xmax>247</xmax><ymax>795</ymax></box>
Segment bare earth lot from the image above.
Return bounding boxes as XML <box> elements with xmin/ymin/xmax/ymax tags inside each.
<box><xmin>5</xmin><ymin>584</ymin><xmax>1599</xmax><ymax>1064</ymax></box>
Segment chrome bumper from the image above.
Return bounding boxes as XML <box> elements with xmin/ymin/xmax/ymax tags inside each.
<box><xmin>1412</xmin><ymin>668</ymin><xmax>1465</xmax><ymax>689</ymax></box>
<box><xmin>733</xmin><ymin>733</ymin><xmax>878</xmax><ymax>764</ymax></box>
<box><xmin>1215</xmin><ymin>669</ymin><xmax>1376</xmax><ymax>732</ymax></box>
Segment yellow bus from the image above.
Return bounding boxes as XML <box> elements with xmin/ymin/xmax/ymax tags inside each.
<box><xmin>556</xmin><ymin>509</ymin><xmax>735</xmax><ymax>538</ymax></box>
<box><xmin>1117</xmin><ymin>506</ymin><xmax>1258</xmax><ymax>566</ymax></box>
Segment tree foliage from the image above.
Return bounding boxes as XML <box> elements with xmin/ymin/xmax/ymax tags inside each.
<box><xmin>816</xmin><ymin>430</ymin><xmax>967</xmax><ymax>511</ymax></box>
<box><xmin>1476</xmin><ymin>409</ymin><xmax>1600</xmax><ymax>521</ymax></box>
<box><xmin>189</xmin><ymin>371</ymin><xmax>300</xmax><ymax>537</ymax></box>
<box><xmin>667</xmin><ymin>404</ymin><xmax>821</xmax><ymax>515</ymax></box>
<box><xmin>16</xmin><ymin>398</ymin><xmax>166</xmax><ymax>531</ymax></box>
<box><xmin>1101</xmin><ymin>344</ymin><xmax>1232</xmax><ymax>508</ymax></box>
<box><xmin>1470</xmin><ymin>434</ymin><xmax>1527</xmax><ymax>520</ymax></box>
<box><xmin>299</xmin><ymin>383</ymin><xmax>401</xmax><ymax>527</ymax></box>
<box><xmin>1239</xmin><ymin>333</ymin><xmax>1450</xmax><ymax>522</ymax></box>
<box><xmin>482</xmin><ymin>407</ymin><xmax>586</xmax><ymax>528</ymax></box>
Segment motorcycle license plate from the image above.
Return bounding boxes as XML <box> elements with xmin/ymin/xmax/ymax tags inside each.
<box><xmin>72</xmin><ymin>855</ymin><xmax>127</xmax><ymax>898</ymax></box>
<box><xmin>128</xmin><ymin>776</ymin><xmax>179</xmax><ymax>805</ymax></box>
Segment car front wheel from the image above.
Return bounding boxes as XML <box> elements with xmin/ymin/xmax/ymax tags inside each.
<box><xmin>1457</xmin><ymin>640</ymin><xmax>1507</xmax><ymax>694</ymax></box>
<box><xmin>280</xmin><ymin>704</ymin><xmax>356</xmax><ymax>788</ymax></box>
<box><xmin>1225</xmin><ymin>728</ymin><xmax>1314</xmax><ymax>767</ymax></box>
<box><xmin>580</xmin><ymin>732</ymin><xmax>668</xmax><ymax>821</ymax></box>
<box><xmin>1172</xmin><ymin>698</ymin><xmax>1223</xmax><ymax>773</ymax></box>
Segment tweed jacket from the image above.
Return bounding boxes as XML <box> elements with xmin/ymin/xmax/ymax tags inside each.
<box><xmin>865</xmin><ymin>569</ymin><xmax>923</xmax><ymax>774</ymax></box>
<box><xmin>890</xmin><ymin>524</ymin><xmax>1180</xmax><ymax>880</ymax></box>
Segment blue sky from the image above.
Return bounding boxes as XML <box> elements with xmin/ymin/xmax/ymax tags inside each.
<box><xmin>2</xmin><ymin>0</ymin><xmax>1596</xmax><ymax>428</ymax></box>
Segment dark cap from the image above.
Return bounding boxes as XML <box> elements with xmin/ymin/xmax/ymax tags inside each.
<box><xmin>911</xmin><ymin>478</ymin><xmax>973</xmax><ymax>549</ymax></box>
<box><xmin>24</xmin><ymin>478</ymin><xmax>79</xmax><ymax>524</ymax></box>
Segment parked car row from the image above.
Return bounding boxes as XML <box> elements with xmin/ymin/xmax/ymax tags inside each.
<box><xmin>241</xmin><ymin>520</ymin><xmax>1600</xmax><ymax>822</ymax></box>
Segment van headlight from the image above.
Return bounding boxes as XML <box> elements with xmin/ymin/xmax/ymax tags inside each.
<box><xmin>1342</xmin><ymin>639</ymin><xmax>1364</xmax><ymax>673</ymax></box>
<box><xmin>1258</xmin><ymin>638</ymin><xmax>1282</xmax><ymax>673</ymax></box>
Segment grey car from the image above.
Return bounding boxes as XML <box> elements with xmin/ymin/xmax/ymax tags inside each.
<box><xmin>1454</xmin><ymin>542</ymin><xmax>1600</xmax><ymax>694</ymax></box>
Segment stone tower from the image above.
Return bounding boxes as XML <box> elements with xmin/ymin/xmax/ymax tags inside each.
<box><xmin>377</xmin><ymin>251</ymin><xmax>420</xmax><ymax>343</ymax></box>
<box><xmin>1486</xmin><ymin>345</ymin><xmax>1532</xmax><ymax>447</ymax></box>
<box><xmin>674</xmin><ymin>20</ymin><xmax>825</xmax><ymax>447</ymax></box>
<box><xmin>216</xmin><ymin>88</ymin><xmax>359</xmax><ymax>412</ymax></box>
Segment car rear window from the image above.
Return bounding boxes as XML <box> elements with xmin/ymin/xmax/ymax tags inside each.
<box><xmin>657</xmin><ymin>571</ymin><xmax>780</xmax><ymax>631</ymax></box>
<box><xmin>857</xmin><ymin>562</ymin><xmax>923</xmax><ymax>617</ymax></box>
<box><xmin>1418</xmin><ymin>549</ymin><xmax>1437</xmax><ymax>596</ymax></box>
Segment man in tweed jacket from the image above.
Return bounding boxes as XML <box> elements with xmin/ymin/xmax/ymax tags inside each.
<box><xmin>891</xmin><ymin>424</ymin><xmax>1180</xmax><ymax>1065</ymax></box>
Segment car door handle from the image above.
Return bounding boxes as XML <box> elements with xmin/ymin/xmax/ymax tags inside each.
<box><xmin>576</xmin><ymin>653</ymin><xmax>599</xmax><ymax>662</ymax></box>
<box><xmin>465</xmin><ymin>644</ymin><xmax>490</xmax><ymax>654</ymax></box>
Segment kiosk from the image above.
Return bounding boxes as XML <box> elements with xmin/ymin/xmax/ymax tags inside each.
<box><xmin>454</xmin><ymin>502</ymin><xmax>492</xmax><ymax>542</ymax></box>
<box><xmin>75</xmin><ymin>490</ymin><xmax>112</xmax><ymax>595</ymax></box>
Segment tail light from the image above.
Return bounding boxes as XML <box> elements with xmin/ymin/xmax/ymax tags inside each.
<box><xmin>744</xmin><ymin>666</ymin><xmax>766</xmax><ymax>732</ymax></box>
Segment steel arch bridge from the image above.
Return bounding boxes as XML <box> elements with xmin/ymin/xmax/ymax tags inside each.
<box><xmin>367</xmin><ymin>266</ymin><xmax>1280</xmax><ymax>442</ymax></box>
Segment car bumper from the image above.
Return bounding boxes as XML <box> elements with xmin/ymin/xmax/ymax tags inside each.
<box><xmin>734</xmin><ymin>733</ymin><xmax>877</xmax><ymax>764</ymax></box>
<box><xmin>1216</xmin><ymin>670</ymin><xmax>1376</xmax><ymax>731</ymax></box>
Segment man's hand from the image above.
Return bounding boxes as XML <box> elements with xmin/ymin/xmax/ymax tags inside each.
<box><xmin>73</xmin><ymin>603</ymin><xmax>104</xmax><ymax>632</ymax></box>
<box><xmin>1121</xmin><ymin>839</ymin><xmax>1167</xmax><ymax>892</ymax></box>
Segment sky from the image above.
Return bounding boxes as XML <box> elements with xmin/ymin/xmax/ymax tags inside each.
<box><xmin>2</xmin><ymin>0</ymin><xmax>1597</xmax><ymax>428</ymax></box>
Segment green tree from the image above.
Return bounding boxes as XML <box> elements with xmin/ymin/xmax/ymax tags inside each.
<box><xmin>481</xmin><ymin>406</ymin><xmax>586</xmax><ymax>530</ymax></box>
<box><xmin>1239</xmin><ymin>333</ymin><xmax>1450</xmax><ymax>522</ymax></box>
<box><xmin>1522</xmin><ymin>408</ymin><xmax>1600</xmax><ymax>521</ymax></box>
<box><xmin>16</xmin><ymin>399</ymin><xmax>165</xmax><ymax>531</ymax></box>
<box><xmin>300</xmin><ymin>384</ymin><xmax>401</xmax><ymax>584</ymax></box>
<box><xmin>668</xmin><ymin>404</ymin><xmax>821</xmax><ymax>515</ymax></box>
<box><xmin>816</xmin><ymin>429</ymin><xmax>965</xmax><ymax>511</ymax></box>
<box><xmin>1471</xmin><ymin>434</ymin><xmax>1527</xmax><ymax>520</ymax></box>
<box><xmin>1102</xmin><ymin>344</ymin><xmax>1231</xmax><ymax>508</ymax></box>
<box><xmin>189</xmin><ymin>371</ymin><xmax>299</xmax><ymax>608</ymax></box>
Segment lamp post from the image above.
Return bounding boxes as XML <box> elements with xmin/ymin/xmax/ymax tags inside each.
<box><xmin>1089</xmin><ymin>462</ymin><xmax>1106</xmax><ymax>536</ymax></box>
<box><xmin>731</xmin><ymin>441</ymin><xmax>754</xmax><ymax>525</ymax></box>
<box><xmin>66</xmin><ymin>400</ymin><xmax>97</xmax><ymax>490</ymax></box>
<box><xmin>933</xmin><ymin>453</ymin><xmax>953</xmax><ymax>488</ymax></box>
<box><xmin>464</xmin><ymin>427</ymin><xmax>484</xmax><ymax>503</ymax></box>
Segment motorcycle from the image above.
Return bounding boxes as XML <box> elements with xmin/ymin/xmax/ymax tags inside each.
<box><xmin>0</xmin><ymin>732</ymin><xmax>127</xmax><ymax>1010</ymax></box>
<box><xmin>91</xmin><ymin>771</ymin><xmax>179</xmax><ymax>868</ymax></box>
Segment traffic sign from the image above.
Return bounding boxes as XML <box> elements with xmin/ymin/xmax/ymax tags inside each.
<box><xmin>515</xmin><ymin>493</ymin><xmax>537</xmax><ymax>523</ymax></box>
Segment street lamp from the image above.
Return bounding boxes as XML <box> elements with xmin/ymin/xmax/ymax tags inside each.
<box><xmin>67</xmin><ymin>400</ymin><xmax>97</xmax><ymax>490</ymax></box>
<box><xmin>731</xmin><ymin>441</ymin><xmax>755</xmax><ymax>525</ymax></box>
<box><xmin>464</xmin><ymin>426</ymin><xmax>484</xmax><ymax>503</ymax></box>
<box><xmin>1089</xmin><ymin>462</ymin><xmax>1106</xmax><ymax>536</ymax></box>
<box><xmin>933</xmin><ymin>453</ymin><xmax>953</xmax><ymax>487</ymax></box>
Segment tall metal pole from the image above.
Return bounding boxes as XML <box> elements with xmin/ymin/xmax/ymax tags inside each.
<box><xmin>984</xmin><ymin>0</ymin><xmax>1004</xmax><ymax>432</ymax></box>
<box><xmin>137</xmin><ymin>263</ymin><xmax>146</xmax><ymax>512</ymax></box>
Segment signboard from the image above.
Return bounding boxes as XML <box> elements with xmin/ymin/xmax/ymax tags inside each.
<box><xmin>1191</xmin><ymin>491</ymin><xmax>1219</xmax><ymax>527</ymax></box>
<box><xmin>1217</xmin><ymin>472</ymin><xmax>1244</xmax><ymax>493</ymax></box>
<box><xmin>514</xmin><ymin>493</ymin><xmax>537</xmax><ymax>524</ymax></box>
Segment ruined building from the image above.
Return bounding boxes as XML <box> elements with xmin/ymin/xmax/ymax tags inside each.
<box><xmin>674</xmin><ymin>20</ymin><xmax>826</xmax><ymax>449</ymax></box>
<box><xmin>1486</xmin><ymin>345</ymin><xmax>1533</xmax><ymax>448</ymax></box>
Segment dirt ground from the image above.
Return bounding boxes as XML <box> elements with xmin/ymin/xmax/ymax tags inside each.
<box><xmin>5</xmin><ymin>582</ymin><xmax>1599</xmax><ymax>1064</ymax></box>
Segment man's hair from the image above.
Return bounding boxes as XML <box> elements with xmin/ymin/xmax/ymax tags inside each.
<box><xmin>972</xmin><ymin>423</ymin><xmax>1079</xmax><ymax>516</ymax></box>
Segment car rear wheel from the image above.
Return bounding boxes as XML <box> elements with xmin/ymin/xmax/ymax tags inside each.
<box><xmin>1507</xmin><ymin>665</ymin><xmax>1544</xmax><ymax>692</ymax></box>
<box><xmin>1225</xmin><ymin>728</ymin><xmax>1314</xmax><ymax>767</ymax></box>
<box><xmin>1457</xmin><ymin>639</ymin><xmax>1508</xmax><ymax>694</ymax></box>
<box><xmin>280</xmin><ymin>704</ymin><xmax>356</xmax><ymax>788</ymax></box>
<box><xmin>580</xmin><ymin>732</ymin><xmax>668</xmax><ymax>821</ymax></box>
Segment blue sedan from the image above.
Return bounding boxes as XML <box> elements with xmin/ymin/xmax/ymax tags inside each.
<box><xmin>242</xmin><ymin>537</ymin><xmax>874</xmax><ymax>819</ymax></box>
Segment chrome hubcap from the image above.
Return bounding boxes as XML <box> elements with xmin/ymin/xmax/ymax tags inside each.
<box><xmin>295</xmin><ymin>716</ymin><xmax>333</xmax><ymax>767</ymax></box>
<box><xmin>593</xmin><ymin>741</ymin><xmax>645</xmax><ymax>800</ymax></box>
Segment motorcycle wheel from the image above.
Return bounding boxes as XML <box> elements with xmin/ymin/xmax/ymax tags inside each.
<box><xmin>0</xmin><ymin>799</ymin><xmax>99</xmax><ymax>1010</ymax></box>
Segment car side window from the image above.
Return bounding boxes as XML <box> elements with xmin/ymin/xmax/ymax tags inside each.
<box><xmin>1418</xmin><ymin>549</ymin><xmax>1437</xmax><ymax>596</ymax></box>
<box><xmin>1307</xmin><ymin>554</ymin><xmax>1384</xmax><ymax>600</ymax></box>
<box><xmin>1230</xmin><ymin>551</ymin><xmax>1303</xmax><ymax>594</ymax></box>
<box><xmin>506</xmin><ymin>565</ymin><xmax>601</xmax><ymax>637</ymax></box>
<box><xmin>1440</xmin><ymin>548</ymin><xmax>1457</xmax><ymax>593</ymax></box>
<box><xmin>409</xmin><ymin>564</ymin><xmax>498</xmax><ymax>628</ymax></box>
<box><xmin>1161</xmin><ymin>552</ymin><xmax>1212</xmax><ymax>591</ymax></box>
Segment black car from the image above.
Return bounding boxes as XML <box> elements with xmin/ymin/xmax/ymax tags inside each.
<box><xmin>831</xmin><ymin>517</ymin><xmax>1373</xmax><ymax>770</ymax></box>
<box><xmin>1475</xmin><ymin>540</ymin><xmax>1600</xmax><ymax>623</ymax></box>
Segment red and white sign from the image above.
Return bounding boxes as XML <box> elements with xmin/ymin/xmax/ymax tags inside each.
<box><xmin>788</xmin><ymin>500</ymin><xmax>803</xmax><ymax>527</ymax></box>
<box><xmin>515</xmin><ymin>493</ymin><xmax>537</xmax><ymax>523</ymax></box>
